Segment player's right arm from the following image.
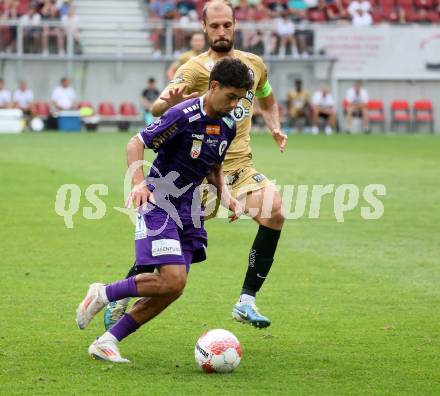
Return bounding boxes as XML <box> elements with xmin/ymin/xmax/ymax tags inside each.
<box><xmin>126</xmin><ymin>108</ymin><xmax>188</xmax><ymax>208</ymax></box>
<box><xmin>126</xmin><ymin>135</ymin><xmax>153</xmax><ymax>208</ymax></box>
<box><xmin>151</xmin><ymin>64</ymin><xmax>200</xmax><ymax>117</ymax></box>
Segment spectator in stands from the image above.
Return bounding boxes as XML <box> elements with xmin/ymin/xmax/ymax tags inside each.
<box><xmin>148</xmin><ymin>0</ymin><xmax>176</xmax><ymax>57</ymax></box>
<box><xmin>242</xmin><ymin>3</ymin><xmax>269</xmax><ymax>54</ymax></box>
<box><xmin>288</xmin><ymin>0</ymin><xmax>308</xmax><ymax>21</ymax></box>
<box><xmin>345</xmin><ymin>80</ymin><xmax>369</xmax><ymax>132</ymax></box>
<box><xmin>325</xmin><ymin>0</ymin><xmax>348</xmax><ymax>21</ymax></box>
<box><xmin>51</xmin><ymin>77</ymin><xmax>76</xmax><ymax>110</ymax></box>
<box><xmin>0</xmin><ymin>78</ymin><xmax>12</xmax><ymax>108</ymax></box>
<box><xmin>287</xmin><ymin>79</ymin><xmax>312</xmax><ymax>131</ymax></box>
<box><xmin>0</xmin><ymin>0</ymin><xmax>19</xmax><ymax>53</ymax></box>
<box><xmin>347</xmin><ymin>0</ymin><xmax>371</xmax><ymax>17</ymax></box>
<box><xmin>167</xmin><ymin>31</ymin><xmax>205</xmax><ymax>80</ymax></box>
<box><xmin>20</xmin><ymin>5</ymin><xmax>42</xmax><ymax>53</ymax></box>
<box><xmin>41</xmin><ymin>0</ymin><xmax>65</xmax><ymax>55</ymax></box>
<box><xmin>56</xmin><ymin>0</ymin><xmax>70</xmax><ymax>17</ymax></box>
<box><xmin>61</xmin><ymin>5</ymin><xmax>81</xmax><ymax>54</ymax></box>
<box><xmin>274</xmin><ymin>11</ymin><xmax>299</xmax><ymax>57</ymax></box>
<box><xmin>141</xmin><ymin>77</ymin><xmax>159</xmax><ymax>125</ymax></box>
<box><xmin>311</xmin><ymin>85</ymin><xmax>336</xmax><ymax>135</ymax></box>
<box><xmin>351</xmin><ymin>4</ymin><xmax>372</xmax><ymax>26</ymax></box>
<box><xmin>13</xmin><ymin>80</ymin><xmax>36</xmax><ymax>117</ymax></box>
<box><xmin>264</xmin><ymin>0</ymin><xmax>289</xmax><ymax>17</ymax></box>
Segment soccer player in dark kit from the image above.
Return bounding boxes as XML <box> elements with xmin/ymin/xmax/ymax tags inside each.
<box><xmin>76</xmin><ymin>58</ymin><xmax>253</xmax><ymax>363</ymax></box>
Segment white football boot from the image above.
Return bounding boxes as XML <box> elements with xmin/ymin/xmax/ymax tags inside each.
<box><xmin>88</xmin><ymin>336</ymin><xmax>130</xmax><ymax>363</ymax></box>
<box><xmin>76</xmin><ymin>283</ymin><xmax>108</xmax><ymax>329</ymax></box>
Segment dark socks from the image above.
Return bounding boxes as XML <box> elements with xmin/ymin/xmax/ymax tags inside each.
<box><xmin>241</xmin><ymin>225</ymin><xmax>281</xmax><ymax>296</ymax></box>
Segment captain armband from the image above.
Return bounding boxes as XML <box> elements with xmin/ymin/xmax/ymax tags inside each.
<box><xmin>255</xmin><ymin>80</ymin><xmax>272</xmax><ymax>98</ymax></box>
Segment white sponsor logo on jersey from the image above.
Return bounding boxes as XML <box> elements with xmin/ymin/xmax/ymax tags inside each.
<box><xmin>219</xmin><ymin>140</ymin><xmax>228</xmax><ymax>156</ymax></box>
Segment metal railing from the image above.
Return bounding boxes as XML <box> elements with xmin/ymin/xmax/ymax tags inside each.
<box><xmin>0</xmin><ymin>19</ymin><xmax>318</xmax><ymax>59</ymax></box>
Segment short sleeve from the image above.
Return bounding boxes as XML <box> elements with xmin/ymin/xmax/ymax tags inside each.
<box><xmin>255</xmin><ymin>58</ymin><xmax>269</xmax><ymax>95</ymax></box>
<box><xmin>137</xmin><ymin>108</ymin><xmax>188</xmax><ymax>151</ymax></box>
<box><xmin>166</xmin><ymin>63</ymin><xmax>198</xmax><ymax>93</ymax></box>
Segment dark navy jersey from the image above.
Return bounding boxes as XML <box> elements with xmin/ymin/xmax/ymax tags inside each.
<box><xmin>138</xmin><ymin>96</ymin><xmax>236</xmax><ymax>189</ymax></box>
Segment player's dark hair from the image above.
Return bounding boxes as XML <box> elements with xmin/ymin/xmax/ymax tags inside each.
<box><xmin>202</xmin><ymin>0</ymin><xmax>235</xmax><ymax>24</ymax></box>
<box><xmin>209</xmin><ymin>58</ymin><xmax>253</xmax><ymax>91</ymax></box>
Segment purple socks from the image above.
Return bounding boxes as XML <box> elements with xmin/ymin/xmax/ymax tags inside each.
<box><xmin>105</xmin><ymin>276</ymin><xmax>139</xmax><ymax>302</ymax></box>
<box><xmin>109</xmin><ymin>314</ymin><xmax>140</xmax><ymax>341</ymax></box>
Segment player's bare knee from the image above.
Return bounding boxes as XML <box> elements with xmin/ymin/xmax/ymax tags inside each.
<box><xmin>166</xmin><ymin>275</ymin><xmax>187</xmax><ymax>297</ymax></box>
<box><xmin>271</xmin><ymin>203</ymin><xmax>285</xmax><ymax>227</ymax></box>
<box><xmin>158</xmin><ymin>267</ymin><xmax>187</xmax><ymax>296</ymax></box>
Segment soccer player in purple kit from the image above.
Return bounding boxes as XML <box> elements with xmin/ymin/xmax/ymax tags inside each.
<box><xmin>75</xmin><ymin>58</ymin><xmax>253</xmax><ymax>363</ymax></box>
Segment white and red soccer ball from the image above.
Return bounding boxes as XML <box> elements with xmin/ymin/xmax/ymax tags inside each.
<box><xmin>194</xmin><ymin>329</ymin><xmax>242</xmax><ymax>373</ymax></box>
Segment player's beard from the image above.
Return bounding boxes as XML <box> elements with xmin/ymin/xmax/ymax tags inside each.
<box><xmin>209</xmin><ymin>37</ymin><xmax>234</xmax><ymax>53</ymax></box>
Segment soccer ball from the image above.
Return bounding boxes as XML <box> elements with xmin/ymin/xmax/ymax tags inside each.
<box><xmin>194</xmin><ymin>329</ymin><xmax>242</xmax><ymax>373</ymax></box>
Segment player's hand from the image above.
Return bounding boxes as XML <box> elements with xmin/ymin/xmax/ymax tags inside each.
<box><xmin>159</xmin><ymin>85</ymin><xmax>199</xmax><ymax>108</ymax></box>
<box><xmin>125</xmin><ymin>182</ymin><xmax>156</xmax><ymax>210</ymax></box>
<box><xmin>228</xmin><ymin>198</ymin><xmax>243</xmax><ymax>223</ymax></box>
<box><xmin>271</xmin><ymin>128</ymin><xmax>288</xmax><ymax>153</ymax></box>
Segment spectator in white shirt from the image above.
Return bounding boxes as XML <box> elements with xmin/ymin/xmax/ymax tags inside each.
<box><xmin>275</xmin><ymin>12</ymin><xmax>299</xmax><ymax>58</ymax></box>
<box><xmin>20</xmin><ymin>6</ymin><xmax>42</xmax><ymax>53</ymax></box>
<box><xmin>348</xmin><ymin>0</ymin><xmax>371</xmax><ymax>17</ymax></box>
<box><xmin>13</xmin><ymin>80</ymin><xmax>35</xmax><ymax>116</ymax></box>
<box><xmin>311</xmin><ymin>85</ymin><xmax>336</xmax><ymax>135</ymax></box>
<box><xmin>61</xmin><ymin>6</ymin><xmax>81</xmax><ymax>52</ymax></box>
<box><xmin>0</xmin><ymin>78</ymin><xmax>12</xmax><ymax>108</ymax></box>
<box><xmin>345</xmin><ymin>80</ymin><xmax>369</xmax><ymax>132</ymax></box>
<box><xmin>51</xmin><ymin>77</ymin><xmax>76</xmax><ymax>111</ymax></box>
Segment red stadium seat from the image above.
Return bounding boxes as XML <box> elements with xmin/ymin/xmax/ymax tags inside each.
<box><xmin>414</xmin><ymin>0</ymin><xmax>434</xmax><ymax>8</ymax></box>
<box><xmin>307</xmin><ymin>9</ymin><xmax>327</xmax><ymax>22</ymax></box>
<box><xmin>396</xmin><ymin>0</ymin><xmax>414</xmax><ymax>8</ymax></box>
<box><xmin>427</xmin><ymin>10</ymin><xmax>439</xmax><ymax>22</ymax></box>
<box><xmin>367</xmin><ymin>100</ymin><xmax>386</xmax><ymax>132</ymax></box>
<box><xmin>98</xmin><ymin>102</ymin><xmax>117</xmax><ymax>117</ymax></box>
<box><xmin>413</xmin><ymin>100</ymin><xmax>434</xmax><ymax>132</ymax></box>
<box><xmin>35</xmin><ymin>101</ymin><xmax>51</xmax><ymax>118</ymax></box>
<box><xmin>391</xmin><ymin>100</ymin><xmax>411</xmax><ymax>131</ymax></box>
<box><xmin>119</xmin><ymin>102</ymin><xmax>139</xmax><ymax>117</ymax></box>
<box><xmin>118</xmin><ymin>102</ymin><xmax>140</xmax><ymax>132</ymax></box>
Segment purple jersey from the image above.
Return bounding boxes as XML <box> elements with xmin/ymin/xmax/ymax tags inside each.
<box><xmin>138</xmin><ymin>96</ymin><xmax>236</xmax><ymax>188</ymax></box>
<box><xmin>137</xmin><ymin>97</ymin><xmax>236</xmax><ymax>220</ymax></box>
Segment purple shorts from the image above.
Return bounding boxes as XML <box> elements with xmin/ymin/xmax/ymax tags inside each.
<box><xmin>135</xmin><ymin>204</ymin><xmax>207</xmax><ymax>272</ymax></box>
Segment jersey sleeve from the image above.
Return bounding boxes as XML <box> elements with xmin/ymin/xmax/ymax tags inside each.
<box><xmin>165</xmin><ymin>62</ymin><xmax>198</xmax><ymax>94</ymax></box>
<box><xmin>137</xmin><ymin>108</ymin><xmax>188</xmax><ymax>151</ymax></box>
<box><xmin>255</xmin><ymin>58</ymin><xmax>272</xmax><ymax>98</ymax></box>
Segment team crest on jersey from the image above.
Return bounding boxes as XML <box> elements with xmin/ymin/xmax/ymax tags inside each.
<box><xmin>219</xmin><ymin>140</ymin><xmax>228</xmax><ymax>156</ymax></box>
<box><xmin>190</xmin><ymin>139</ymin><xmax>202</xmax><ymax>159</ymax></box>
<box><xmin>231</xmin><ymin>90</ymin><xmax>254</xmax><ymax>122</ymax></box>
<box><xmin>146</xmin><ymin>119</ymin><xmax>162</xmax><ymax>132</ymax></box>
<box><xmin>169</xmin><ymin>75</ymin><xmax>185</xmax><ymax>84</ymax></box>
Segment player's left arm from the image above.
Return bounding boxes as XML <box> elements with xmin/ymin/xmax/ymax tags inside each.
<box><xmin>206</xmin><ymin>164</ymin><xmax>243</xmax><ymax>222</ymax></box>
<box><xmin>258</xmin><ymin>91</ymin><xmax>288</xmax><ymax>153</ymax></box>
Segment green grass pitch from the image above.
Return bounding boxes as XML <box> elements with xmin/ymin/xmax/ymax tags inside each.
<box><xmin>1</xmin><ymin>132</ymin><xmax>439</xmax><ymax>395</ymax></box>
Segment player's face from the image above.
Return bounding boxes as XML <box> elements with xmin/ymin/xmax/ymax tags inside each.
<box><xmin>203</xmin><ymin>5</ymin><xmax>235</xmax><ymax>53</ymax></box>
<box><xmin>211</xmin><ymin>84</ymin><xmax>246</xmax><ymax>117</ymax></box>
<box><xmin>191</xmin><ymin>34</ymin><xmax>206</xmax><ymax>52</ymax></box>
